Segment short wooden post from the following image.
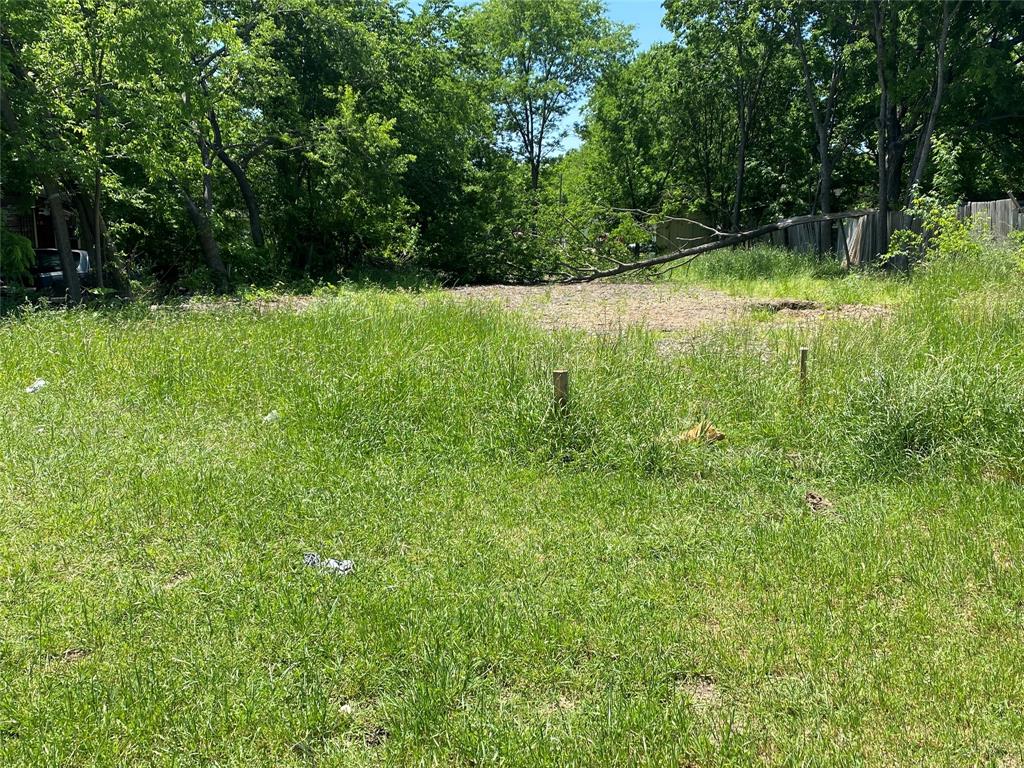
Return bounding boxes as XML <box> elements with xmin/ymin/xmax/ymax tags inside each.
<box><xmin>798</xmin><ymin>347</ymin><xmax>809</xmax><ymax>402</ymax></box>
<box><xmin>552</xmin><ymin>369</ymin><xmax>569</xmax><ymax>414</ymax></box>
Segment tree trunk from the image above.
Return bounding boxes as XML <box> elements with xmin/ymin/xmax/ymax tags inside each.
<box><xmin>791</xmin><ymin>16</ymin><xmax>836</xmax><ymax>219</ymax></box>
<box><xmin>732</xmin><ymin>110</ymin><xmax>748</xmax><ymax>231</ymax></box>
<box><xmin>563</xmin><ymin>209</ymin><xmax>874</xmax><ymax>283</ymax></box>
<box><xmin>215</xmin><ymin>147</ymin><xmax>265</xmax><ymax>248</ymax></box>
<box><xmin>872</xmin><ymin>1</ymin><xmax>890</xmax><ymax>256</ymax></box>
<box><xmin>530</xmin><ymin>158</ymin><xmax>541</xmax><ymax>192</ymax></box>
<box><xmin>92</xmin><ymin>50</ymin><xmax>105</xmax><ymax>290</ymax></box>
<box><xmin>78</xmin><ymin>192</ymin><xmax>131</xmax><ymax>298</ymax></box>
<box><xmin>907</xmin><ymin>0</ymin><xmax>955</xmax><ymax>198</ymax></box>
<box><xmin>199</xmin><ymin>138</ymin><xmax>214</xmax><ymax>215</ymax></box>
<box><xmin>182</xmin><ymin>192</ymin><xmax>229</xmax><ymax>293</ymax></box>
<box><xmin>819</xmin><ymin>153</ymin><xmax>833</xmax><ymax>253</ymax></box>
<box><xmin>886</xmin><ymin>104</ymin><xmax>906</xmax><ymax>205</ymax></box>
<box><xmin>94</xmin><ymin>166</ymin><xmax>104</xmax><ymax>289</ymax></box>
<box><xmin>207</xmin><ymin>106</ymin><xmax>265</xmax><ymax>248</ymax></box>
<box><xmin>42</xmin><ymin>180</ymin><xmax>82</xmax><ymax>303</ymax></box>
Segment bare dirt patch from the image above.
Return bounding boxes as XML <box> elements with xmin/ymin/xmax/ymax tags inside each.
<box><xmin>449</xmin><ymin>283</ymin><xmax>888</xmax><ymax>334</ymax></box>
<box><xmin>54</xmin><ymin>648</ymin><xmax>91</xmax><ymax>664</ymax></box>
<box><xmin>676</xmin><ymin>673</ymin><xmax>721</xmax><ymax>708</ymax></box>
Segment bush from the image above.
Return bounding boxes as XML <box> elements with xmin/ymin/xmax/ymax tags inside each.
<box><xmin>0</xmin><ymin>227</ymin><xmax>35</xmax><ymax>286</ymax></box>
<box><xmin>910</xmin><ymin>194</ymin><xmax>982</xmax><ymax>263</ymax></box>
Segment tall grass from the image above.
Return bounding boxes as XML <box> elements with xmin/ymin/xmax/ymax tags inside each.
<box><xmin>0</xmin><ymin>242</ymin><xmax>1022</xmax><ymax>765</ymax></box>
<box><xmin>666</xmin><ymin>244</ymin><xmax>910</xmax><ymax>306</ymax></box>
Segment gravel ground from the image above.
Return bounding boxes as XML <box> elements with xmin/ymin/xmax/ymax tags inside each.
<box><xmin>448</xmin><ymin>282</ymin><xmax>889</xmax><ymax>334</ymax></box>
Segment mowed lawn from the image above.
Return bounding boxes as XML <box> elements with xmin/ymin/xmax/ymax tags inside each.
<box><xmin>2</xmin><ymin>251</ymin><xmax>1024</xmax><ymax>766</ymax></box>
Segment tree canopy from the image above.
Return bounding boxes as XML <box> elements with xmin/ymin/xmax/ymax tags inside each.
<box><xmin>1</xmin><ymin>0</ymin><xmax>1021</xmax><ymax>296</ymax></box>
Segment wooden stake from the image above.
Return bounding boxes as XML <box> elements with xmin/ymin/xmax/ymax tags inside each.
<box><xmin>553</xmin><ymin>369</ymin><xmax>569</xmax><ymax>413</ymax></box>
<box><xmin>798</xmin><ymin>347</ymin><xmax>809</xmax><ymax>401</ymax></box>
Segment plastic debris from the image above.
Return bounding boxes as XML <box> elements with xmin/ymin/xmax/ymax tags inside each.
<box><xmin>304</xmin><ymin>552</ymin><xmax>354</xmax><ymax>576</ymax></box>
<box><xmin>25</xmin><ymin>379</ymin><xmax>47</xmax><ymax>394</ymax></box>
<box><xmin>262</xmin><ymin>409</ymin><xmax>280</xmax><ymax>423</ymax></box>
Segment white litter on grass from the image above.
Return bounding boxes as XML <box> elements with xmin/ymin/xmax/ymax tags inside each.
<box><xmin>262</xmin><ymin>409</ymin><xmax>280</xmax><ymax>423</ymax></box>
<box><xmin>25</xmin><ymin>379</ymin><xmax>47</xmax><ymax>394</ymax></box>
<box><xmin>304</xmin><ymin>552</ymin><xmax>354</xmax><ymax>576</ymax></box>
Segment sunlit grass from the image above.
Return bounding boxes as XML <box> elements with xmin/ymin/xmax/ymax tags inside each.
<box><xmin>665</xmin><ymin>245</ymin><xmax>910</xmax><ymax>306</ymax></box>
<box><xmin>1</xmin><ymin>245</ymin><xmax>1022</xmax><ymax>765</ymax></box>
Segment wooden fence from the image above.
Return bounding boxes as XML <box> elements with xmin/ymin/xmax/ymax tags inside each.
<box><xmin>655</xmin><ymin>197</ymin><xmax>1023</xmax><ymax>266</ymax></box>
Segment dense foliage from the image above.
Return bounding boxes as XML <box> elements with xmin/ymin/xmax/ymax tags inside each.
<box><xmin>1</xmin><ymin>0</ymin><xmax>1021</xmax><ymax>294</ymax></box>
<box><xmin>576</xmin><ymin>0</ymin><xmax>1024</xmax><ymax>236</ymax></box>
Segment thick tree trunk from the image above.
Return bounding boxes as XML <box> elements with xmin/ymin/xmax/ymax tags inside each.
<box><xmin>42</xmin><ymin>180</ymin><xmax>82</xmax><ymax>303</ymax></box>
<box><xmin>886</xmin><ymin>104</ymin><xmax>906</xmax><ymax>205</ymax></box>
<box><xmin>182</xmin><ymin>192</ymin><xmax>229</xmax><ymax>293</ymax></box>
<box><xmin>207</xmin><ymin>107</ymin><xmax>265</xmax><ymax>248</ymax></box>
<box><xmin>530</xmin><ymin>158</ymin><xmax>541</xmax><ymax>192</ymax></box>
<box><xmin>215</xmin><ymin>147</ymin><xmax>265</xmax><ymax>248</ymax></box>
<box><xmin>819</xmin><ymin>151</ymin><xmax>833</xmax><ymax>216</ymax></box>
<box><xmin>907</xmin><ymin>0</ymin><xmax>955</xmax><ymax>197</ymax></box>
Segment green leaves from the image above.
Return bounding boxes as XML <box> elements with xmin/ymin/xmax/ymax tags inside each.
<box><xmin>471</xmin><ymin>0</ymin><xmax>630</xmax><ymax>186</ymax></box>
<box><xmin>308</xmin><ymin>85</ymin><xmax>418</xmax><ymax>266</ymax></box>
<box><xmin>0</xmin><ymin>228</ymin><xmax>35</xmax><ymax>286</ymax></box>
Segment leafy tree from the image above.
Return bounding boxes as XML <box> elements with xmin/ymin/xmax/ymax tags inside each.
<box><xmin>785</xmin><ymin>1</ymin><xmax>867</xmax><ymax>217</ymax></box>
<box><xmin>580</xmin><ymin>45</ymin><xmax>683</xmax><ymax>214</ymax></box>
<box><xmin>2</xmin><ymin>0</ymin><xmax>84</xmax><ymax>301</ymax></box>
<box><xmin>664</xmin><ymin>0</ymin><xmax>789</xmax><ymax>229</ymax></box>
<box><xmin>471</xmin><ymin>0</ymin><xmax>629</xmax><ymax>192</ymax></box>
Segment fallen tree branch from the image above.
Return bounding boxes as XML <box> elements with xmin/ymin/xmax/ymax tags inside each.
<box><xmin>559</xmin><ymin>209</ymin><xmax>873</xmax><ymax>283</ymax></box>
<box><xmin>609</xmin><ymin>207</ymin><xmax>729</xmax><ymax>238</ymax></box>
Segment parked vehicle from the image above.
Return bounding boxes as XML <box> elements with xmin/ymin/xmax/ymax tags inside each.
<box><xmin>31</xmin><ymin>248</ymin><xmax>94</xmax><ymax>292</ymax></box>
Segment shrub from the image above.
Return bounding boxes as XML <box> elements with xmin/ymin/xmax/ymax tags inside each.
<box><xmin>0</xmin><ymin>227</ymin><xmax>35</xmax><ymax>286</ymax></box>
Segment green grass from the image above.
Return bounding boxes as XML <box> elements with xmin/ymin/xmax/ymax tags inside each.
<box><xmin>1</xmin><ymin>244</ymin><xmax>1023</xmax><ymax>766</ymax></box>
<box><xmin>665</xmin><ymin>245</ymin><xmax>910</xmax><ymax>306</ymax></box>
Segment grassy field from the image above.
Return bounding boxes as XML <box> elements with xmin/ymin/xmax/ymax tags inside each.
<box><xmin>665</xmin><ymin>246</ymin><xmax>910</xmax><ymax>306</ymax></box>
<box><xmin>2</xmin><ymin>244</ymin><xmax>1023</xmax><ymax>766</ymax></box>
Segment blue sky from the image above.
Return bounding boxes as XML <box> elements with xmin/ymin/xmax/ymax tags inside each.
<box><xmin>606</xmin><ymin>0</ymin><xmax>673</xmax><ymax>50</ymax></box>
<box><xmin>564</xmin><ymin>0</ymin><xmax>672</xmax><ymax>149</ymax></box>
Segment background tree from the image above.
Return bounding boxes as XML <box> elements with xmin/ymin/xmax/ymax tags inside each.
<box><xmin>3</xmin><ymin>0</ymin><xmax>1022</xmax><ymax>294</ymax></box>
<box><xmin>471</xmin><ymin>0</ymin><xmax>629</xmax><ymax>193</ymax></box>
<box><xmin>664</xmin><ymin>0</ymin><xmax>789</xmax><ymax>230</ymax></box>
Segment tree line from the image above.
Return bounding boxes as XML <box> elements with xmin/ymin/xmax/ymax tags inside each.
<box><xmin>573</xmin><ymin>0</ymin><xmax>1023</xmax><ymax>260</ymax></box>
<box><xmin>2</xmin><ymin>0</ymin><xmax>1021</xmax><ymax>297</ymax></box>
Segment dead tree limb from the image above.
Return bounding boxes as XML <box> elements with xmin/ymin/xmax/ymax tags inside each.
<box><xmin>560</xmin><ymin>209</ymin><xmax>873</xmax><ymax>283</ymax></box>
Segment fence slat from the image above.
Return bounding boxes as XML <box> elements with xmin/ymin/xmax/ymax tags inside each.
<box><xmin>654</xmin><ymin>198</ymin><xmax>1021</xmax><ymax>266</ymax></box>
